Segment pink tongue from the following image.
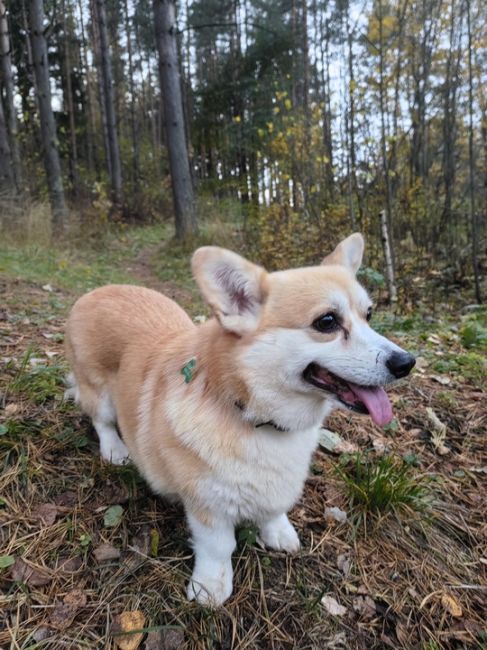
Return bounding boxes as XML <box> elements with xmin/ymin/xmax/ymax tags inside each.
<box><xmin>348</xmin><ymin>384</ymin><xmax>393</xmax><ymax>427</ymax></box>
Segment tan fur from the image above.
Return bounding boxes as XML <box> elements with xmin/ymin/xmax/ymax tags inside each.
<box><xmin>65</xmin><ymin>285</ymin><xmax>260</xmax><ymax>521</ymax></box>
<box><xmin>64</xmin><ymin>237</ymin><xmax>414</xmax><ymax>605</ymax></box>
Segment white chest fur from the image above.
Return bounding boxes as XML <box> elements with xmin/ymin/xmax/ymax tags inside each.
<box><xmin>197</xmin><ymin>424</ymin><xmax>321</xmax><ymax>524</ymax></box>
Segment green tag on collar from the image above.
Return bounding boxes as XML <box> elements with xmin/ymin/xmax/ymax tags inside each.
<box><xmin>181</xmin><ymin>357</ymin><xmax>197</xmax><ymax>383</ymax></box>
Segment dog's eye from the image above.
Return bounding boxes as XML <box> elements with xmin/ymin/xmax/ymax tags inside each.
<box><xmin>312</xmin><ymin>313</ymin><xmax>338</xmax><ymax>333</ymax></box>
<box><xmin>366</xmin><ymin>307</ymin><xmax>373</xmax><ymax>322</ymax></box>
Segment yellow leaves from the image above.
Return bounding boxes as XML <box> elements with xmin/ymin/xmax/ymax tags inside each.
<box><xmin>269</xmin><ymin>131</ymin><xmax>288</xmax><ymax>157</ymax></box>
<box><xmin>233</xmin><ymin>115</ymin><xmax>241</xmax><ymax>123</ymax></box>
<box><xmin>273</xmin><ymin>106</ymin><xmax>280</xmax><ymax>115</ymax></box>
<box><xmin>114</xmin><ymin>611</ymin><xmax>145</xmax><ymax>650</ymax></box>
<box><xmin>382</xmin><ymin>15</ymin><xmax>397</xmax><ymax>32</ymax></box>
<box><xmin>284</xmin><ymin>98</ymin><xmax>292</xmax><ymax>110</ymax></box>
<box><xmin>315</xmin><ymin>155</ymin><xmax>330</xmax><ymax>164</ymax></box>
<box><xmin>441</xmin><ymin>594</ymin><xmax>463</xmax><ymax>618</ymax></box>
<box><xmin>258</xmin><ymin>128</ymin><xmax>265</xmax><ymax>138</ymax></box>
<box><xmin>266</xmin><ymin>121</ymin><xmax>274</xmax><ymax>133</ymax></box>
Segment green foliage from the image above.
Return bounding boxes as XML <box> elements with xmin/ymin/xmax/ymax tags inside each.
<box><xmin>237</xmin><ymin>524</ymin><xmax>258</xmax><ymax>547</ymax></box>
<box><xmin>103</xmin><ymin>505</ymin><xmax>124</xmax><ymax>528</ymax></box>
<box><xmin>460</xmin><ymin>314</ymin><xmax>487</xmax><ymax>350</ymax></box>
<box><xmin>431</xmin><ymin>352</ymin><xmax>486</xmax><ymax>387</ymax></box>
<box><xmin>0</xmin><ymin>555</ymin><xmax>15</xmax><ymax>569</ymax></box>
<box><xmin>336</xmin><ymin>453</ymin><xmax>429</xmax><ymax>519</ymax></box>
<box><xmin>9</xmin><ymin>348</ymin><xmax>65</xmax><ymax>405</ymax></box>
<box><xmin>357</xmin><ymin>266</ymin><xmax>386</xmax><ymax>289</ymax></box>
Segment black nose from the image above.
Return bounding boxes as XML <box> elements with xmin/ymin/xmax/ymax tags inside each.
<box><xmin>386</xmin><ymin>351</ymin><xmax>416</xmax><ymax>379</ymax></box>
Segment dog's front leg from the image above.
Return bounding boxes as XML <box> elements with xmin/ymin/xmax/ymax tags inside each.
<box><xmin>186</xmin><ymin>512</ymin><xmax>236</xmax><ymax>606</ymax></box>
<box><xmin>258</xmin><ymin>513</ymin><xmax>301</xmax><ymax>552</ymax></box>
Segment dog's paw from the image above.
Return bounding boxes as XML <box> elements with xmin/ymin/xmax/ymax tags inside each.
<box><xmin>100</xmin><ymin>438</ymin><xmax>130</xmax><ymax>465</ymax></box>
<box><xmin>186</xmin><ymin>564</ymin><xmax>233</xmax><ymax>606</ymax></box>
<box><xmin>259</xmin><ymin>515</ymin><xmax>301</xmax><ymax>553</ymax></box>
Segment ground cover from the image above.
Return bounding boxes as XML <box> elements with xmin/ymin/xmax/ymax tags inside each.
<box><xmin>1</xmin><ymin>225</ymin><xmax>486</xmax><ymax>649</ymax></box>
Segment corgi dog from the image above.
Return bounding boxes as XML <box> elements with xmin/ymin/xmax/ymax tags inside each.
<box><xmin>65</xmin><ymin>234</ymin><xmax>415</xmax><ymax>605</ymax></box>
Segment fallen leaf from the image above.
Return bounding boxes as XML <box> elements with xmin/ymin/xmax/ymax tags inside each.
<box><xmin>321</xmin><ymin>594</ymin><xmax>347</xmax><ymax>617</ymax></box>
<box><xmin>429</xmin><ymin>374</ymin><xmax>451</xmax><ymax>385</ymax></box>
<box><xmin>33</xmin><ymin>503</ymin><xmax>58</xmax><ymax>526</ymax></box>
<box><xmin>0</xmin><ymin>555</ymin><xmax>15</xmax><ymax>569</ymax></box>
<box><xmin>334</xmin><ymin>439</ymin><xmax>359</xmax><ymax>454</ymax></box>
<box><xmin>150</xmin><ymin>528</ymin><xmax>159</xmax><ymax>557</ymax></box>
<box><xmin>4</xmin><ymin>403</ymin><xmax>19</xmax><ymax>416</ymax></box>
<box><xmin>114</xmin><ymin>610</ymin><xmax>145</xmax><ymax>650</ymax></box>
<box><xmin>56</xmin><ymin>556</ymin><xmax>83</xmax><ymax>573</ymax></box>
<box><xmin>324</xmin><ymin>506</ymin><xmax>347</xmax><ymax>524</ymax></box>
<box><xmin>93</xmin><ymin>543</ymin><xmax>120</xmax><ymax>562</ymax></box>
<box><xmin>372</xmin><ymin>437</ymin><xmax>389</xmax><ymax>454</ymax></box>
<box><xmin>104</xmin><ymin>505</ymin><xmax>124</xmax><ymax>528</ymax></box>
<box><xmin>32</xmin><ymin>628</ymin><xmax>52</xmax><ymax>642</ymax></box>
<box><xmin>54</xmin><ymin>491</ymin><xmax>78</xmax><ymax>508</ymax></box>
<box><xmin>145</xmin><ymin>628</ymin><xmax>185</xmax><ymax>650</ymax></box>
<box><xmin>415</xmin><ymin>356</ymin><xmax>428</xmax><ymax>369</ymax></box>
<box><xmin>42</xmin><ymin>284</ymin><xmax>54</xmax><ymax>292</ymax></box>
<box><xmin>352</xmin><ymin>595</ymin><xmax>376</xmax><ymax>620</ymax></box>
<box><xmin>49</xmin><ymin>589</ymin><xmax>87</xmax><ymax>630</ymax></box>
<box><xmin>10</xmin><ymin>557</ymin><xmax>51</xmax><ymax>586</ymax></box>
<box><xmin>441</xmin><ymin>593</ymin><xmax>463</xmax><ymax>618</ymax></box>
<box><xmin>426</xmin><ymin>407</ymin><xmax>449</xmax><ymax>455</ymax></box>
<box><xmin>336</xmin><ymin>554</ymin><xmax>351</xmax><ymax>576</ymax></box>
<box><xmin>318</xmin><ymin>429</ymin><xmax>342</xmax><ymax>452</ymax></box>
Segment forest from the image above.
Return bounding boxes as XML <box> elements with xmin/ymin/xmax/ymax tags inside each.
<box><xmin>0</xmin><ymin>0</ymin><xmax>486</xmax><ymax>648</ymax></box>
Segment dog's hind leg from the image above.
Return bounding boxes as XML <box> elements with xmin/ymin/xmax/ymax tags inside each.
<box><xmin>69</xmin><ymin>372</ymin><xmax>129</xmax><ymax>465</ymax></box>
<box><xmin>93</xmin><ymin>393</ymin><xmax>129</xmax><ymax>465</ymax></box>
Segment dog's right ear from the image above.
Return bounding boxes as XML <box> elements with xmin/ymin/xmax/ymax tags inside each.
<box><xmin>192</xmin><ymin>247</ymin><xmax>268</xmax><ymax>335</ymax></box>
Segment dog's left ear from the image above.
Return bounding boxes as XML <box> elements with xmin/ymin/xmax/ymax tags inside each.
<box><xmin>192</xmin><ymin>247</ymin><xmax>268</xmax><ymax>335</ymax></box>
<box><xmin>321</xmin><ymin>233</ymin><xmax>364</xmax><ymax>274</ymax></box>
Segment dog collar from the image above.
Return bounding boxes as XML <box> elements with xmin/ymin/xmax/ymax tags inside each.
<box><xmin>234</xmin><ymin>401</ymin><xmax>288</xmax><ymax>433</ymax></box>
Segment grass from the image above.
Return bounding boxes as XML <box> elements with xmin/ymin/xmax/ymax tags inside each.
<box><xmin>1</xmin><ymin>216</ymin><xmax>486</xmax><ymax>649</ymax></box>
<box><xmin>336</xmin><ymin>452</ymin><xmax>430</xmax><ymax>520</ymax></box>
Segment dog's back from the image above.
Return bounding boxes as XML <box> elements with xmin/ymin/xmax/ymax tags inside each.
<box><xmin>64</xmin><ymin>284</ymin><xmax>194</xmax><ymax>462</ymax></box>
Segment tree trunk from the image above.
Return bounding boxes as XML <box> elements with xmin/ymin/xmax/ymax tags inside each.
<box><xmin>62</xmin><ymin>0</ymin><xmax>79</xmax><ymax>195</ymax></box>
<box><xmin>0</xmin><ymin>0</ymin><xmax>22</xmax><ymax>190</ymax></box>
<box><xmin>0</xmin><ymin>96</ymin><xmax>15</xmax><ymax>191</ymax></box>
<box><xmin>153</xmin><ymin>0</ymin><xmax>197</xmax><ymax>240</ymax></box>
<box><xmin>123</xmin><ymin>0</ymin><xmax>139</xmax><ymax>195</ymax></box>
<box><xmin>378</xmin><ymin>0</ymin><xmax>395</xmax><ymax>275</ymax></box>
<box><xmin>28</xmin><ymin>0</ymin><xmax>67</xmax><ymax>230</ymax></box>
<box><xmin>93</xmin><ymin>0</ymin><xmax>122</xmax><ymax>206</ymax></box>
<box><xmin>77</xmin><ymin>0</ymin><xmax>97</xmax><ymax>177</ymax></box>
<box><xmin>466</xmin><ymin>0</ymin><xmax>481</xmax><ymax>303</ymax></box>
<box><xmin>380</xmin><ymin>209</ymin><xmax>397</xmax><ymax>303</ymax></box>
<box><xmin>91</xmin><ymin>0</ymin><xmax>112</xmax><ymax>183</ymax></box>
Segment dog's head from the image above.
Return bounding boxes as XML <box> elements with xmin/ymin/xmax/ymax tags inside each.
<box><xmin>192</xmin><ymin>235</ymin><xmax>415</xmax><ymax>431</ymax></box>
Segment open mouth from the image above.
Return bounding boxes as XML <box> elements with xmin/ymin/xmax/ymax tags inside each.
<box><xmin>303</xmin><ymin>363</ymin><xmax>393</xmax><ymax>426</ymax></box>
